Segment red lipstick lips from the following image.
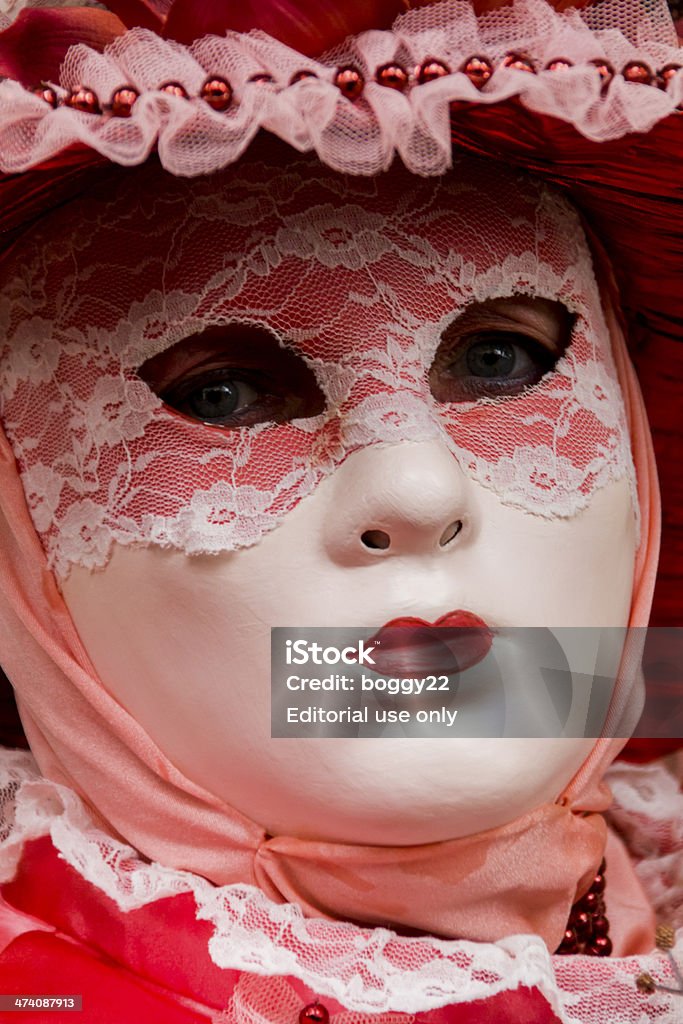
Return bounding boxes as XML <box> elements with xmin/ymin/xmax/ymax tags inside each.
<box><xmin>368</xmin><ymin>610</ymin><xmax>493</xmax><ymax>676</ymax></box>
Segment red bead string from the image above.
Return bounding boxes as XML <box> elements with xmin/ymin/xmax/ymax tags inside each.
<box><xmin>556</xmin><ymin>858</ymin><xmax>612</xmax><ymax>956</ymax></box>
<box><xmin>28</xmin><ymin>53</ymin><xmax>680</xmax><ymax>116</ymax></box>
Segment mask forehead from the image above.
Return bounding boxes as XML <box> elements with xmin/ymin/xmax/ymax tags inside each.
<box><xmin>0</xmin><ymin>150</ymin><xmax>636</xmax><ymax>578</ymax></box>
<box><xmin>3</xmin><ymin>153</ymin><xmax>582</xmax><ymax>358</ymax></box>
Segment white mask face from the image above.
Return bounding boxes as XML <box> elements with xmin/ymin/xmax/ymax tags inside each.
<box><xmin>0</xmin><ymin>152</ymin><xmax>637</xmax><ymax>841</ymax></box>
<box><xmin>59</xmin><ymin>465</ymin><xmax>635</xmax><ymax>843</ymax></box>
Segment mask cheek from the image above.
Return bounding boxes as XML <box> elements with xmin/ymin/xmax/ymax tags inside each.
<box><xmin>121</xmin><ymin>410</ymin><xmax>332</xmax><ymax>557</ymax></box>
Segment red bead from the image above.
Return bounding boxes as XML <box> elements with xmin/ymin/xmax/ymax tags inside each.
<box><xmin>66</xmin><ymin>85</ymin><xmax>100</xmax><ymax>114</ymax></box>
<box><xmin>556</xmin><ymin>927</ymin><xmax>579</xmax><ymax>954</ymax></box>
<box><xmin>545</xmin><ymin>58</ymin><xmax>573</xmax><ymax>72</ymax></box>
<box><xmin>572</xmin><ymin>910</ymin><xmax>592</xmax><ymax>939</ymax></box>
<box><xmin>290</xmin><ymin>70</ymin><xmax>318</xmax><ymax>84</ymax></box>
<box><xmin>502</xmin><ymin>52</ymin><xmax>536</xmax><ymax>74</ymax></box>
<box><xmin>589</xmin><ymin>59</ymin><xmax>614</xmax><ymax>90</ymax></box>
<box><xmin>417</xmin><ymin>59</ymin><xmax>450</xmax><ymax>84</ymax></box>
<box><xmin>578</xmin><ymin>890</ymin><xmax>599</xmax><ymax>913</ymax></box>
<box><xmin>299</xmin><ymin>1003</ymin><xmax>330</xmax><ymax>1024</ymax></box>
<box><xmin>657</xmin><ymin>63</ymin><xmax>681</xmax><ymax>89</ymax></box>
<box><xmin>376</xmin><ymin>63</ymin><xmax>409</xmax><ymax>91</ymax></box>
<box><xmin>622</xmin><ymin>61</ymin><xmax>654</xmax><ymax>86</ymax></box>
<box><xmin>591</xmin><ymin>872</ymin><xmax>605</xmax><ymax>894</ymax></box>
<box><xmin>33</xmin><ymin>84</ymin><xmax>59</xmax><ymax>108</ymax></box>
<box><xmin>109</xmin><ymin>86</ymin><xmax>138</xmax><ymax>117</ymax></box>
<box><xmin>248</xmin><ymin>73</ymin><xmax>275</xmax><ymax>85</ymax></box>
<box><xmin>461</xmin><ymin>55</ymin><xmax>493</xmax><ymax>89</ymax></box>
<box><xmin>159</xmin><ymin>81</ymin><xmax>188</xmax><ymax>98</ymax></box>
<box><xmin>334</xmin><ymin>66</ymin><xmax>364</xmax><ymax>101</ymax></box>
<box><xmin>592</xmin><ymin>915</ymin><xmax>610</xmax><ymax>937</ymax></box>
<box><xmin>586</xmin><ymin>935</ymin><xmax>613</xmax><ymax>957</ymax></box>
<box><xmin>200</xmin><ymin>77</ymin><xmax>232</xmax><ymax>111</ymax></box>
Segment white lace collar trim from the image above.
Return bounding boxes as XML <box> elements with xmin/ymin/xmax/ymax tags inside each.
<box><xmin>0</xmin><ymin>747</ymin><xmax>680</xmax><ymax>1021</ymax></box>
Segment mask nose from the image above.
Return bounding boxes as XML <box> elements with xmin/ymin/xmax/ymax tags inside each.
<box><xmin>322</xmin><ymin>441</ymin><xmax>476</xmax><ymax>563</ymax></box>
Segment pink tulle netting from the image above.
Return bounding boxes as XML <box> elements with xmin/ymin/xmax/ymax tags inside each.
<box><xmin>0</xmin><ymin>0</ymin><xmax>681</xmax><ymax>178</ymax></box>
<box><xmin>0</xmin><ymin>748</ymin><xmax>680</xmax><ymax>1022</ymax></box>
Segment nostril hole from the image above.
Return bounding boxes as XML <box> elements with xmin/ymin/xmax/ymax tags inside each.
<box><xmin>361</xmin><ymin>529</ymin><xmax>391</xmax><ymax>551</ymax></box>
<box><xmin>439</xmin><ymin>520</ymin><xmax>462</xmax><ymax>547</ymax></box>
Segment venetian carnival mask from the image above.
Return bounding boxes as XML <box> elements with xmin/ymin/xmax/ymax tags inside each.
<box><xmin>0</xmin><ymin>147</ymin><xmax>638</xmax><ymax>843</ymax></box>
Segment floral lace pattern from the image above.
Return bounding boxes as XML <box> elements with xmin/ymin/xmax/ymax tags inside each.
<box><xmin>0</xmin><ymin>748</ymin><xmax>680</xmax><ymax>1022</ymax></box>
<box><xmin>0</xmin><ymin>156</ymin><xmax>636</xmax><ymax>578</ymax></box>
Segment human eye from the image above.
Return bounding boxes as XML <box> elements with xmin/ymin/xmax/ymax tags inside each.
<box><xmin>430</xmin><ymin>297</ymin><xmax>574</xmax><ymax>403</ymax></box>
<box><xmin>137</xmin><ymin>324</ymin><xmax>325</xmax><ymax>428</ymax></box>
<box><xmin>162</xmin><ymin>370</ymin><xmax>261</xmax><ymax>423</ymax></box>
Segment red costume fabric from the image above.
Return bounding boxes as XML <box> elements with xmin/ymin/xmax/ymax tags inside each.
<box><xmin>0</xmin><ymin>837</ymin><xmax>563</xmax><ymax>1024</ymax></box>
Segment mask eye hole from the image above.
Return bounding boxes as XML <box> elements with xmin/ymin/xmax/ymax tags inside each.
<box><xmin>136</xmin><ymin>324</ymin><xmax>326</xmax><ymax>428</ymax></box>
<box><xmin>430</xmin><ymin>296</ymin><xmax>575</xmax><ymax>403</ymax></box>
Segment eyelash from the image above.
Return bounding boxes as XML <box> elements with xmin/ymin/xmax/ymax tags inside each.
<box><xmin>162</xmin><ymin>369</ymin><xmax>277</xmax><ymax>427</ymax></box>
<box><xmin>139</xmin><ymin>323</ymin><xmax>327</xmax><ymax>428</ymax></box>
<box><xmin>429</xmin><ymin>329</ymin><xmax>560</xmax><ymax>403</ymax></box>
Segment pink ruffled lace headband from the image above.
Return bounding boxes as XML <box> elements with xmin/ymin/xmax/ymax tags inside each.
<box><xmin>0</xmin><ymin>0</ymin><xmax>681</xmax><ymax>178</ymax></box>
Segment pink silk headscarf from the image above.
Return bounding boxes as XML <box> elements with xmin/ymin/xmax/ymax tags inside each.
<box><xmin>0</xmin><ymin>161</ymin><xmax>660</xmax><ymax>955</ymax></box>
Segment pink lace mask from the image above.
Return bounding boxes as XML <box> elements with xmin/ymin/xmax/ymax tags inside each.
<box><xmin>0</xmin><ymin>151</ymin><xmax>636</xmax><ymax>578</ymax></box>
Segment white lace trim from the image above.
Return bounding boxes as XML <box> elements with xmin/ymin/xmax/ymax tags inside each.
<box><xmin>0</xmin><ymin>748</ymin><xmax>681</xmax><ymax>1021</ymax></box>
<box><xmin>0</xmin><ymin>0</ymin><xmax>680</xmax><ymax>177</ymax></box>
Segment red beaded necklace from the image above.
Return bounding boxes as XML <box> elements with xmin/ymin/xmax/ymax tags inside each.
<box><xmin>556</xmin><ymin>858</ymin><xmax>612</xmax><ymax>956</ymax></box>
